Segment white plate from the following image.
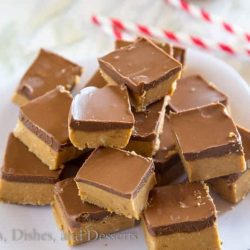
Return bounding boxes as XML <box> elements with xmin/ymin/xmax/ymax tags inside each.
<box><xmin>0</xmin><ymin>49</ymin><xmax>250</xmax><ymax>250</ymax></box>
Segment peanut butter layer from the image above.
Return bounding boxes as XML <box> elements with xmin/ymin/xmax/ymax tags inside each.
<box><xmin>99</xmin><ymin>37</ymin><xmax>181</xmax><ymax>95</ymax></box>
<box><xmin>131</xmin><ymin>98</ymin><xmax>167</xmax><ymax>142</ymax></box>
<box><xmin>54</xmin><ymin>178</ymin><xmax>111</xmax><ymax>229</ymax></box>
<box><xmin>84</xmin><ymin>70</ymin><xmax>107</xmax><ymax>88</ymax></box>
<box><xmin>143</xmin><ymin>183</ymin><xmax>217</xmax><ymax>236</ymax></box>
<box><xmin>169</xmin><ymin>75</ymin><xmax>228</xmax><ymax>112</ymax></box>
<box><xmin>16</xmin><ymin>49</ymin><xmax>82</xmax><ymax>100</ymax></box>
<box><xmin>19</xmin><ymin>86</ymin><xmax>73</xmax><ymax>151</ymax></box>
<box><xmin>75</xmin><ymin>147</ymin><xmax>155</xmax><ymax>198</ymax></box>
<box><xmin>1</xmin><ymin>134</ymin><xmax>61</xmax><ymax>183</ymax></box>
<box><xmin>169</xmin><ymin>103</ymin><xmax>243</xmax><ymax>161</ymax></box>
<box><xmin>69</xmin><ymin>85</ymin><xmax>134</xmax><ymax>131</ymax></box>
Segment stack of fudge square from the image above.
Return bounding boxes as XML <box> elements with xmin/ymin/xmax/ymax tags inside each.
<box><xmin>0</xmin><ymin>37</ymin><xmax>250</xmax><ymax>250</ymax></box>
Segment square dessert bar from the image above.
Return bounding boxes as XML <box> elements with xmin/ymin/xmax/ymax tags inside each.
<box><xmin>12</xmin><ymin>49</ymin><xmax>82</xmax><ymax>106</ymax></box>
<box><xmin>170</xmin><ymin>103</ymin><xmax>246</xmax><ymax>182</ymax></box>
<box><xmin>0</xmin><ymin>134</ymin><xmax>62</xmax><ymax>205</ymax></box>
<box><xmin>168</xmin><ymin>75</ymin><xmax>228</xmax><ymax>112</ymax></box>
<box><xmin>142</xmin><ymin>182</ymin><xmax>221</xmax><ymax>250</ymax></box>
<box><xmin>75</xmin><ymin>147</ymin><xmax>156</xmax><ymax>219</ymax></box>
<box><xmin>69</xmin><ymin>85</ymin><xmax>134</xmax><ymax>149</ymax></box>
<box><xmin>84</xmin><ymin>70</ymin><xmax>108</xmax><ymax>88</ymax></box>
<box><xmin>209</xmin><ymin>126</ymin><xmax>250</xmax><ymax>203</ymax></box>
<box><xmin>99</xmin><ymin>37</ymin><xmax>182</xmax><ymax>111</ymax></box>
<box><xmin>153</xmin><ymin>115</ymin><xmax>184</xmax><ymax>186</ymax></box>
<box><xmin>52</xmin><ymin>178</ymin><xmax>135</xmax><ymax>246</ymax></box>
<box><xmin>14</xmin><ymin>86</ymin><xmax>82</xmax><ymax>170</ymax></box>
<box><xmin>126</xmin><ymin>97</ymin><xmax>168</xmax><ymax>157</ymax></box>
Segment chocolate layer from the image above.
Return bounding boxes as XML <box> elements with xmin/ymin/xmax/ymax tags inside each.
<box><xmin>169</xmin><ymin>75</ymin><xmax>228</xmax><ymax>112</ymax></box>
<box><xmin>54</xmin><ymin>178</ymin><xmax>111</xmax><ymax>228</ymax></box>
<box><xmin>19</xmin><ymin>86</ymin><xmax>73</xmax><ymax>151</ymax></box>
<box><xmin>173</xmin><ymin>46</ymin><xmax>186</xmax><ymax>65</ymax></box>
<box><xmin>70</xmin><ymin>85</ymin><xmax>134</xmax><ymax>131</ymax></box>
<box><xmin>143</xmin><ymin>183</ymin><xmax>216</xmax><ymax>236</ymax></box>
<box><xmin>1</xmin><ymin>134</ymin><xmax>62</xmax><ymax>184</ymax></box>
<box><xmin>84</xmin><ymin>70</ymin><xmax>107</xmax><ymax>88</ymax></box>
<box><xmin>115</xmin><ymin>39</ymin><xmax>172</xmax><ymax>55</ymax></box>
<box><xmin>17</xmin><ymin>49</ymin><xmax>82</xmax><ymax>100</ymax></box>
<box><xmin>131</xmin><ymin>98</ymin><xmax>167</xmax><ymax>142</ymax></box>
<box><xmin>75</xmin><ymin>148</ymin><xmax>155</xmax><ymax>198</ymax></box>
<box><xmin>99</xmin><ymin>37</ymin><xmax>181</xmax><ymax>95</ymax></box>
<box><xmin>170</xmin><ymin>103</ymin><xmax>243</xmax><ymax>161</ymax></box>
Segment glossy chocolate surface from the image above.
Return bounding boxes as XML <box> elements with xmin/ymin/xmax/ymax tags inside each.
<box><xmin>20</xmin><ymin>86</ymin><xmax>73</xmax><ymax>151</ymax></box>
<box><xmin>169</xmin><ymin>75</ymin><xmax>228</xmax><ymax>112</ymax></box>
<box><xmin>17</xmin><ymin>49</ymin><xmax>82</xmax><ymax>100</ymax></box>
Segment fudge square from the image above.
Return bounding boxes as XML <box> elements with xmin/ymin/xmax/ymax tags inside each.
<box><xmin>12</xmin><ymin>49</ymin><xmax>82</xmax><ymax>106</ymax></box>
<box><xmin>126</xmin><ymin>97</ymin><xmax>168</xmax><ymax>157</ymax></box>
<box><xmin>142</xmin><ymin>183</ymin><xmax>221</xmax><ymax>250</ymax></box>
<box><xmin>99</xmin><ymin>37</ymin><xmax>182</xmax><ymax>111</ymax></box>
<box><xmin>0</xmin><ymin>134</ymin><xmax>62</xmax><ymax>205</ymax></box>
<box><xmin>170</xmin><ymin>103</ymin><xmax>246</xmax><ymax>182</ymax></box>
<box><xmin>208</xmin><ymin>126</ymin><xmax>250</xmax><ymax>203</ymax></box>
<box><xmin>69</xmin><ymin>85</ymin><xmax>134</xmax><ymax>150</ymax></box>
<box><xmin>153</xmin><ymin>115</ymin><xmax>184</xmax><ymax>186</ymax></box>
<box><xmin>52</xmin><ymin>178</ymin><xmax>135</xmax><ymax>246</ymax></box>
<box><xmin>168</xmin><ymin>75</ymin><xmax>228</xmax><ymax>112</ymax></box>
<box><xmin>75</xmin><ymin>147</ymin><xmax>156</xmax><ymax>219</ymax></box>
<box><xmin>14</xmin><ymin>86</ymin><xmax>82</xmax><ymax>170</ymax></box>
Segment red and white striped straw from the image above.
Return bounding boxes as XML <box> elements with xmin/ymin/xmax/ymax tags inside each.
<box><xmin>165</xmin><ymin>0</ymin><xmax>250</xmax><ymax>43</ymax></box>
<box><xmin>91</xmin><ymin>15</ymin><xmax>250</xmax><ymax>59</ymax></box>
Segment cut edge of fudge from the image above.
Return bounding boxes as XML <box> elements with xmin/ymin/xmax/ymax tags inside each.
<box><xmin>75</xmin><ymin>147</ymin><xmax>156</xmax><ymax>219</ymax></box>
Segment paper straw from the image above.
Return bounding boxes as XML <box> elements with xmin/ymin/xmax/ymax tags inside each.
<box><xmin>165</xmin><ymin>0</ymin><xmax>250</xmax><ymax>43</ymax></box>
<box><xmin>91</xmin><ymin>15</ymin><xmax>250</xmax><ymax>58</ymax></box>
